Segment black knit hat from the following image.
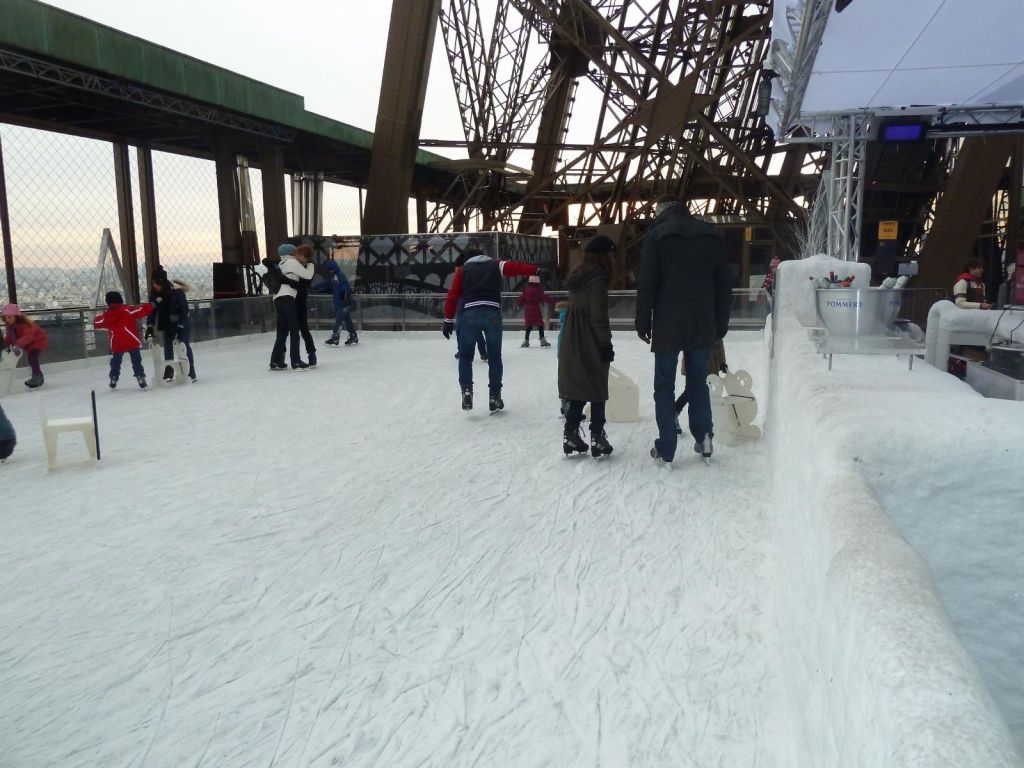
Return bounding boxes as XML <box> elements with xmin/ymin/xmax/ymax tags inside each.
<box><xmin>152</xmin><ymin>266</ymin><xmax>168</xmax><ymax>283</ymax></box>
<box><xmin>105</xmin><ymin>290</ymin><xmax>123</xmax><ymax>305</ymax></box>
<box><xmin>584</xmin><ymin>235</ymin><xmax>616</xmax><ymax>254</ymax></box>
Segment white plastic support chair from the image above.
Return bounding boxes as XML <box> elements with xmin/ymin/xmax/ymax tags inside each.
<box><xmin>39</xmin><ymin>396</ymin><xmax>97</xmax><ymax>471</ymax></box>
<box><xmin>1</xmin><ymin>347</ymin><xmax>22</xmax><ymax>395</ymax></box>
<box><xmin>149</xmin><ymin>339</ymin><xmax>189</xmax><ymax>383</ymax></box>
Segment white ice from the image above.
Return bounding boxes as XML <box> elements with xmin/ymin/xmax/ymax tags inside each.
<box><xmin>0</xmin><ymin>331</ymin><xmax>786</xmax><ymax>767</ymax></box>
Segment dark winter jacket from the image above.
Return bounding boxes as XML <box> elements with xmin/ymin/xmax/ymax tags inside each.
<box><xmin>0</xmin><ymin>403</ymin><xmax>15</xmax><ymax>443</ymax></box>
<box><xmin>94</xmin><ymin>302</ymin><xmax>153</xmax><ymax>353</ymax></box>
<box><xmin>443</xmin><ymin>256</ymin><xmax>537</xmax><ymax>321</ymax></box>
<box><xmin>147</xmin><ymin>281</ymin><xmax>190</xmax><ymax>332</ymax></box>
<box><xmin>635</xmin><ymin>204</ymin><xmax>732</xmax><ymax>352</ymax></box>
<box><xmin>517</xmin><ymin>283</ymin><xmax>555</xmax><ymax>326</ymax></box>
<box><xmin>558</xmin><ymin>264</ymin><xmax>612</xmax><ymax>403</ymax></box>
<box><xmin>323</xmin><ymin>260</ymin><xmax>353</xmax><ymax>308</ymax></box>
<box><xmin>3</xmin><ymin>319</ymin><xmax>48</xmax><ymax>352</ymax></box>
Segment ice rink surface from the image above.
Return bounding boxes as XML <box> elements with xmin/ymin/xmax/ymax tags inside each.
<box><xmin>0</xmin><ymin>331</ymin><xmax>783</xmax><ymax>767</ymax></box>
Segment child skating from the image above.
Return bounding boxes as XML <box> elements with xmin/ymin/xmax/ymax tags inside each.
<box><xmin>94</xmin><ymin>291</ymin><xmax>153</xmax><ymax>390</ymax></box>
<box><xmin>2</xmin><ymin>304</ymin><xmax>48</xmax><ymax>388</ymax></box>
<box><xmin>518</xmin><ymin>275</ymin><xmax>556</xmax><ymax>347</ymax></box>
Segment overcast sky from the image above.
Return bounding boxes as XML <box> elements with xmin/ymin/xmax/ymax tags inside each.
<box><xmin>42</xmin><ymin>0</ymin><xmax>468</xmax><ymax>156</ymax></box>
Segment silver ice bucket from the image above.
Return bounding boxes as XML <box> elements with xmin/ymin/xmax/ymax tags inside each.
<box><xmin>816</xmin><ymin>288</ymin><xmax>902</xmax><ymax>337</ymax></box>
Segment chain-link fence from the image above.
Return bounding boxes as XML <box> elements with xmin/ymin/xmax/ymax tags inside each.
<box><xmin>1</xmin><ymin>124</ymin><xmax>120</xmax><ymax>310</ymax></box>
<box><xmin>322</xmin><ymin>181</ymin><xmax>362</xmax><ymax>236</ymax></box>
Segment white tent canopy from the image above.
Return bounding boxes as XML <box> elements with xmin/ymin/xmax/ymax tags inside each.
<box><xmin>769</xmin><ymin>0</ymin><xmax>1024</xmax><ymax>137</ymax></box>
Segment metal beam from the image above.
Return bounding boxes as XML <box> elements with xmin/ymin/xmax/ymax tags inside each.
<box><xmin>215</xmin><ymin>140</ymin><xmax>243</xmax><ymax>264</ymax></box>
<box><xmin>112</xmin><ymin>141</ymin><xmax>141</xmax><ymax>302</ymax></box>
<box><xmin>260</xmin><ymin>143</ymin><xmax>289</xmax><ymax>252</ymax></box>
<box><xmin>0</xmin><ymin>129</ymin><xmax>15</xmax><ymax>303</ymax></box>
<box><xmin>0</xmin><ymin>48</ymin><xmax>297</xmax><ymax>143</ymax></box>
<box><xmin>364</xmin><ymin>0</ymin><xmax>442</xmax><ymax>235</ymax></box>
<box><xmin>136</xmin><ymin>145</ymin><xmax>159</xmax><ymax>282</ymax></box>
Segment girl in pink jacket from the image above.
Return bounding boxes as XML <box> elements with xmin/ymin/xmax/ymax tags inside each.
<box><xmin>518</xmin><ymin>275</ymin><xmax>555</xmax><ymax>348</ymax></box>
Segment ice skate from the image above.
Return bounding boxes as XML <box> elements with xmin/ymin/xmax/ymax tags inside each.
<box><xmin>292</xmin><ymin>361</ymin><xmax>310</xmax><ymax>371</ymax></box>
<box><xmin>521</xmin><ymin>339</ymin><xmax>529</xmax><ymax>348</ymax></box>
<box><xmin>269</xmin><ymin>361</ymin><xmax>287</xmax><ymax>371</ymax></box>
<box><xmin>539</xmin><ymin>338</ymin><xmax>551</xmax><ymax>348</ymax></box>
<box><xmin>461</xmin><ymin>387</ymin><xmax>473</xmax><ymax>411</ymax></box>
<box><xmin>694</xmin><ymin>433</ymin><xmax>713</xmax><ymax>460</ymax></box>
<box><xmin>488</xmin><ymin>393</ymin><xmax>504</xmax><ymax>413</ymax></box>
<box><xmin>650</xmin><ymin>445</ymin><xmax>672</xmax><ymax>464</ymax></box>
<box><xmin>344</xmin><ymin>333</ymin><xmax>359</xmax><ymax>346</ymax></box>
<box><xmin>308</xmin><ymin>353</ymin><xmax>317</xmax><ymax>368</ymax></box>
<box><xmin>136</xmin><ymin>375</ymin><xmax>148</xmax><ymax>389</ymax></box>
<box><xmin>563</xmin><ymin>425</ymin><xmax>588</xmax><ymax>456</ymax></box>
<box><xmin>325</xmin><ymin>334</ymin><xmax>340</xmax><ymax>346</ymax></box>
<box><xmin>163</xmin><ymin>364</ymin><xmax>175</xmax><ymax>382</ymax></box>
<box><xmin>109</xmin><ymin>375</ymin><xmax>117</xmax><ymax>389</ymax></box>
<box><xmin>590</xmin><ymin>430</ymin><xmax>613</xmax><ymax>458</ymax></box>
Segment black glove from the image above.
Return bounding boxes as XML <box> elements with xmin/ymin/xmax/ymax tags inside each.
<box><xmin>600</xmin><ymin>345</ymin><xmax>615</xmax><ymax>363</ymax></box>
<box><xmin>637</xmin><ymin>328</ymin><xmax>651</xmax><ymax>344</ymax></box>
<box><xmin>535</xmin><ymin>267</ymin><xmax>552</xmax><ymax>281</ymax></box>
<box><xmin>442</xmin><ymin>322</ymin><xmax>453</xmax><ymax>340</ymax></box>
<box><xmin>144</xmin><ymin>327</ymin><xmax>154</xmax><ymax>341</ymax></box>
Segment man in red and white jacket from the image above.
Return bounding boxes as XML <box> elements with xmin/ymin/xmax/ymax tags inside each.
<box><xmin>93</xmin><ymin>290</ymin><xmax>154</xmax><ymax>389</ymax></box>
<box><xmin>442</xmin><ymin>250</ymin><xmax>542</xmax><ymax>411</ymax></box>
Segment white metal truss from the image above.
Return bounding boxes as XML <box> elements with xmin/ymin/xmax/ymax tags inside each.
<box><xmin>819</xmin><ymin>114</ymin><xmax>869</xmax><ymax>261</ymax></box>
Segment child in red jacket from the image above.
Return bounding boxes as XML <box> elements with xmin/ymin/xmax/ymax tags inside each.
<box><xmin>93</xmin><ymin>291</ymin><xmax>153</xmax><ymax>389</ymax></box>
<box><xmin>2</xmin><ymin>303</ymin><xmax>48</xmax><ymax>388</ymax></box>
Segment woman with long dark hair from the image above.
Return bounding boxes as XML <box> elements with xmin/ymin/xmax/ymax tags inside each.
<box><xmin>558</xmin><ymin>235</ymin><xmax>616</xmax><ymax>457</ymax></box>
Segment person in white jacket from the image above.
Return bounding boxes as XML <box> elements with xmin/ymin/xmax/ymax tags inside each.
<box><xmin>270</xmin><ymin>244</ymin><xmax>315</xmax><ymax>370</ymax></box>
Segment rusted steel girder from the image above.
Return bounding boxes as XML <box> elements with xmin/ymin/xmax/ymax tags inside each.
<box><xmin>365</xmin><ymin>0</ymin><xmax>443</xmax><ymax>235</ymax></box>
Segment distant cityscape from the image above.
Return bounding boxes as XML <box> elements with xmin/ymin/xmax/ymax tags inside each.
<box><xmin>6</xmin><ymin>265</ymin><xmax>215</xmax><ymax>311</ymax></box>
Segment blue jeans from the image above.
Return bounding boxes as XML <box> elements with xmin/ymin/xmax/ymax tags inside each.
<box><xmin>653</xmin><ymin>348</ymin><xmax>712</xmax><ymax>460</ymax></box>
<box><xmin>456</xmin><ymin>305</ymin><xmax>487</xmax><ymax>357</ymax></box>
<box><xmin>110</xmin><ymin>349</ymin><xmax>145</xmax><ymax>380</ymax></box>
<box><xmin>163</xmin><ymin>321</ymin><xmax>196</xmax><ymax>378</ymax></box>
<box><xmin>458</xmin><ymin>306</ymin><xmax>503</xmax><ymax>394</ymax></box>
<box><xmin>332</xmin><ymin>299</ymin><xmax>356</xmax><ymax>337</ymax></box>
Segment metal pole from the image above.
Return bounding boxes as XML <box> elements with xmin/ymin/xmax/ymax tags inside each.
<box><xmin>0</xmin><ymin>129</ymin><xmax>17</xmax><ymax>304</ymax></box>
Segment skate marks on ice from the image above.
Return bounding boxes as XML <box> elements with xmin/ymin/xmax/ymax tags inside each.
<box><xmin>0</xmin><ymin>334</ymin><xmax>782</xmax><ymax>767</ymax></box>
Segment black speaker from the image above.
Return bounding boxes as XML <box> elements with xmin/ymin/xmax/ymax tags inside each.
<box><xmin>213</xmin><ymin>263</ymin><xmax>243</xmax><ymax>297</ymax></box>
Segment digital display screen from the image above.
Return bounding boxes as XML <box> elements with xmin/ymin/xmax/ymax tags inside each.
<box><xmin>881</xmin><ymin>123</ymin><xmax>927</xmax><ymax>141</ymax></box>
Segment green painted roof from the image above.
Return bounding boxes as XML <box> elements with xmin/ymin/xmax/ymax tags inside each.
<box><xmin>0</xmin><ymin>0</ymin><xmax>444</xmax><ymax>164</ymax></box>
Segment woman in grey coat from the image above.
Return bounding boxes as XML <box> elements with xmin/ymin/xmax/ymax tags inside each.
<box><xmin>559</xmin><ymin>235</ymin><xmax>616</xmax><ymax>457</ymax></box>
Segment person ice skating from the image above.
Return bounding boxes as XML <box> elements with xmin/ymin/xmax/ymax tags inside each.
<box><xmin>674</xmin><ymin>337</ymin><xmax>728</xmax><ymax>434</ymax></box>
<box><xmin>1</xmin><ymin>304</ymin><xmax>48</xmax><ymax>388</ymax></box>
<box><xmin>518</xmin><ymin>275</ymin><xmax>556</xmax><ymax>347</ymax></box>
<box><xmin>954</xmin><ymin>258</ymin><xmax>993</xmax><ymax>310</ymax></box>
<box><xmin>94</xmin><ymin>291</ymin><xmax>152</xmax><ymax>390</ymax></box>
<box><xmin>145</xmin><ymin>266</ymin><xmax>196</xmax><ymax>382</ymax></box>
<box><xmin>322</xmin><ymin>253</ymin><xmax>358</xmax><ymax>347</ymax></box>
<box><xmin>555</xmin><ymin>299</ymin><xmax>571</xmax><ymax>416</ymax></box>
<box><xmin>636</xmin><ymin>196</ymin><xmax>731</xmax><ymax>463</ymax></box>
<box><xmin>452</xmin><ymin>254</ymin><xmax>487</xmax><ymax>361</ymax></box>
<box><xmin>559</xmin><ymin>236</ymin><xmax>615</xmax><ymax>457</ymax></box>
<box><xmin>442</xmin><ymin>248</ymin><xmax>541</xmax><ymax>411</ymax></box>
<box><xmin>0</xmin><ymin>402</ymin><xmax>16</xmax><ymax>463</ymax></box>
<box><xmin>269</xmin><ymin>244</ymin><xmax>315</xmax><ymax>370</ymax></box>
<box><xmin>282</xmin><ymin>245</ymin><xmax>319</xmax><ymax>367</ymax></box>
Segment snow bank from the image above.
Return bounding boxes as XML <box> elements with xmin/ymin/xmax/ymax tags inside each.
<box><xmin>768</xmin><ymin>317</ymin><xmax>1021</xmax><ymax>767</ymax></box>
<box><xmin>925</xmin><ymin>301</ymin><xmax>1024</xmax><ymax>368</ymax></box>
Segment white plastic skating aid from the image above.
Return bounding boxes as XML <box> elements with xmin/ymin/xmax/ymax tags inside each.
<box><xmin>707</xmin><ymin>370</ymin><xmax>761</xmax><ymax>444</ymax></box>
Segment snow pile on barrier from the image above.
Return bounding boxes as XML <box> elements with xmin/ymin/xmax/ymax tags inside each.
<box><xmin>767</xmin><ymin>316</ymin><xmax>1021</xmax><ymax>767</ymax></box>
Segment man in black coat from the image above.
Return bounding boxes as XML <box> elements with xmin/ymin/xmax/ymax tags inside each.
<box><xmin>635</xmin><ymin>197</ymin><xmax>732</xmax><ymax>462</ymax></box>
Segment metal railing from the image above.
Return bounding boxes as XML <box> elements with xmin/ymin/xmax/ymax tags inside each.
<box><xmin>12</xmin><ymin>289</ymin><xmax>772</xmax><ymax>366</ymax></box>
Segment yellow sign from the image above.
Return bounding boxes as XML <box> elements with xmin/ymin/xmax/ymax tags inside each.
<box><xmin>744</xmin><ymin>227</ymin><xmax>753</xmax><ymax>242</ymax></box>
<box><xmin>878</xmin><ymin>220</ymin><xmax>898</xmax><ymax>240</ymax></box>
